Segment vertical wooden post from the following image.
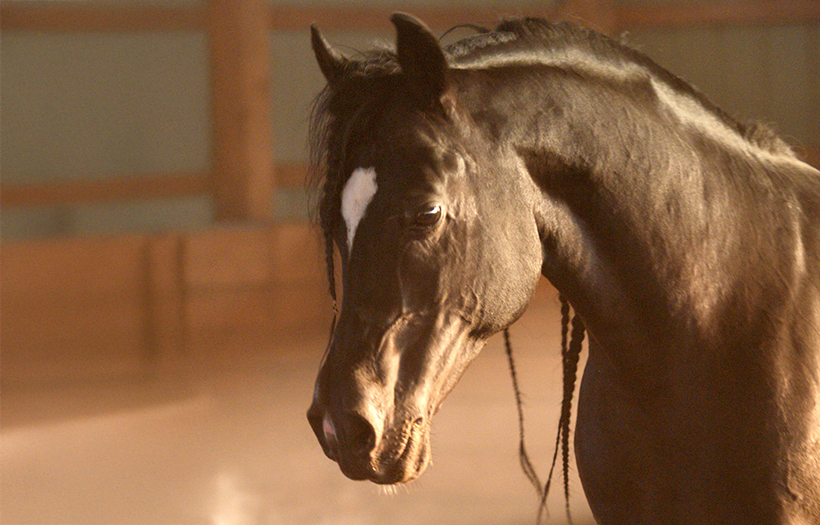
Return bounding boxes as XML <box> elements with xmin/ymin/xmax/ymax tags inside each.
<box><xmin>143</xmin><ymin>234</ymin><xmax>186</xmax><ymax>373</ymax></box>
<box><xmin>208</xmin><ymin>0</ymin><xmax>274</xmax><ymax>221</ymax></box>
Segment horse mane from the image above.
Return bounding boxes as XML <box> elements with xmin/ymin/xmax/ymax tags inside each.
<box><xmin>446</xmin><ymin>17</ymin><xmax>793</xmax><ymax>158</ymax></box>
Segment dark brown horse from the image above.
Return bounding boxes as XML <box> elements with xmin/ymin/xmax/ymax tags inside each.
<box><xmin>306</xmin><ymin>14</ymin><xmax>820</xmax><ymax>524</ymax></box>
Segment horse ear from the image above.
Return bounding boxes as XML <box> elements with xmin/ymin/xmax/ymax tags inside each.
<box><xmin>311</xmin><ymin>24</ymin><xmax>346</xmax><ymax>84</ymax></box>
<box><xmin>391</xmin><ymin>13</ymin><xmax>449</xmax><ymax>105</ymax></box>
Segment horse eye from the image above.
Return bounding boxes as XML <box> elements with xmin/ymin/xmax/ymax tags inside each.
<box><xmin>413</xmin><ymin>205</ymin><xmax>442</xmax><ymax>227</ymax></box>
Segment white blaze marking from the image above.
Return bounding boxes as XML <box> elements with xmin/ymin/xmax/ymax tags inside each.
<box><xmin>341</xmin><ymin>167</ymin><xmax>378</xmax><ymax>253</ymax></box>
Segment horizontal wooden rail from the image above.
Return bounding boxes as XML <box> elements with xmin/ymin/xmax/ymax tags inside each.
<box><xmin>0</xmin><ymin>4</ymin><xmax>204</xmax><ymax>32</ymax></box>
<box><xmin>617</xmin><ymin>0</ymin><xmax>820</xmax><ymax>30</ymax></box>
<box><xmin>4</xmin><ymin>146</ymin><xmax>817</xmax><ymax>210</ymax></box>
<box><xmin>0</xmin><ymin>4</ymin><xmax>530</xmax><ymax>33</ymax></box>
<box><xmin>265</xmin><ymin>6</ymin><xmax>533</xmax><ymax>32</ymax></box>
<box><xmin>0</xmin><ymin>165</ymin><xmax>313</xmax><ymax>208</ymax></box>
<box><xmin>2</xmin><ymin>1</ymin><xmax>818</xmax><ymax>33</ymax></box>
<box><xmin>0</xmin><ymin>172</ymin><xmax>211</xmax><ymax>208</ymax></box>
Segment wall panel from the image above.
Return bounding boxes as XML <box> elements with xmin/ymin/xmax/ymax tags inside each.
<box><xmin>0</xmin><ymin>224</ymin><xmax>331</xmax><ymax>387</ymax></box>
<box><xmin>627</xmin><ymin>22</ymin><xmax>819</xmax><ymax>150</ymax></box>
<box><xmin>1</xmin><ymin>236</ymin><xmax>152</xmax><ymax>385</ymax></box>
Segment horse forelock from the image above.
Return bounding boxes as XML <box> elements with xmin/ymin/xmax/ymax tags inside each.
<box><xmin>309</xmin><ymin>62</ymin><xmax>394</xmax><ymax>237</ymax></box>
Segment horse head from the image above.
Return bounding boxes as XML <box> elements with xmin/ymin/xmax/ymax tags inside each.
<box><xmin>306</xmin><ymin>14</ymin><xmax>543</xmax><ymax>484</ymax></box>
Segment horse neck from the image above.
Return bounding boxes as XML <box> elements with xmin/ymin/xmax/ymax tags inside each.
<box><xmin>494</xmin><ymin>66</ymin><xmax>810</xmax><ymax>377</ymax></box>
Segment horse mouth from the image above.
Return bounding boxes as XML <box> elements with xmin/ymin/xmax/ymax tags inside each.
<box><xmin>309</xmin><ymin>406</ymin><xmax>432</xmax><ymax>484</ymax></box>
<box><xmin>372</xmin><ymin>418</ymin><xmax>431</xmax><ymax>484</ymax></box>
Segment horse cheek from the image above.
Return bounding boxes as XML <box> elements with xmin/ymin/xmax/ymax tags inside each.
<box><xmin>397</xmin><ymin>242</ymin><xmax>441</xmax><ymax>311</ymax></box>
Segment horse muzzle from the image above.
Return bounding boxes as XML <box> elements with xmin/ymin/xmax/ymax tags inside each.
<box><xmin>306</xmin><ymin>308</ymin><xmax>485</xmax><ymax>484</ymax></box>
<box><xmin>306</xmin><ymin>399</ymin><xmax>431</xmax><ymax>484</ymax></box>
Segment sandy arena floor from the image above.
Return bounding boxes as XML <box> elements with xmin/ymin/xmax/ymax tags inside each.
<box><xmin>2</xmin><ymin>282</ymin><xmax>595</xmax><ymax>525</ymax></box>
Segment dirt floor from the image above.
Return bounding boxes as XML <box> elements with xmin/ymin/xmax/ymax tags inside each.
<box><xmin>1</xmin><ymin>282</ymin><xmax>595</xmax><ymax>524</ymax></box>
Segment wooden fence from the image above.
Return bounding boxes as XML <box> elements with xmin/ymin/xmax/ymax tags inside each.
<box><xmin>1</xmin><ymin>0</ymin><xmax>818</xmax><ymax>387</ymax></box>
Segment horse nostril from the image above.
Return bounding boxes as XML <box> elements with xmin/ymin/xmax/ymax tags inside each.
<box><xmin>344</xmin><ymin>412</ymin><xmax>377</xmax><ymax>457</ymax></box>
<box><xmin>307</xmin><ymin>405</ymin><xmax>339</xmax><ymax>460</ymax></box>
<box><xmin>322</xmin><ymin>414</ymin><xmax>337</xmax><ymax>444</ymax></box>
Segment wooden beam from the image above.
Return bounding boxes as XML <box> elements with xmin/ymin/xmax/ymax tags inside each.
<box><xmin>0</xmin><ymin>172</ymin><xmax>210</xmax><ymax>208</ymax></box>
<box><xmin>555</xmin><ymin>0</ymin><xmax>618</xmax><ymax>36</ymax></box>
<box><xmin>3</xmin><ymin>1</ymin><xmax>819</xmax><ymax>34</ymax></box>
<box><xmin>0</xmin><ymin>165</ymin><xmax>306</xmax><ymax>208</ymax></box>
<box><xmin>0</xmin><ymin>3</ymin><xmax>520</xmax><ymax>33</ymax></box>
<box><xmin>617</xmin><ymin>0</ymin><xmax>820</xmax><ymax>30</ymax></box>
<box><xmin>208</xmin><ymin>0</ymin><xmax>274</xmax><ymax>221</ymax></box>
<box><xmin>0</xmin><ymin>3</ymin><xmax>203</xmax><ymax>32</ymax></box>
<box><xmin>267</xmin><ymin>5</ymin><xmax>530</xmax><ymax>32</ymax></box>
<box><xmin>5</xmin><ymin>144</ymin><xmax>816</xmax><ymax>210</ymax></box>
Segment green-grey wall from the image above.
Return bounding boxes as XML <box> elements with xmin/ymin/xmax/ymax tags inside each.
<box><xmin>2</xmin><ymin>1</ymin><xmax>817</xmax><ymax>239</ymax></box>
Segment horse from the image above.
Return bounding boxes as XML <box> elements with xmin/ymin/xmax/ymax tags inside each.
<box><xmin>305</xmin><ymin>13</ymin><xmax>820</xmax><ymax>524</ymax></box>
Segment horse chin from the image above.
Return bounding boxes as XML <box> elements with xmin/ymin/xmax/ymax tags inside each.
<box><xmin>389</xmin><ymin>422</ymin><xmax>434</xmax><ymax>483</ymax></box>
<box><xmin>371</xmin><ymin>432</ymin><xmax>431</xmax><ymax>485</ymax></box>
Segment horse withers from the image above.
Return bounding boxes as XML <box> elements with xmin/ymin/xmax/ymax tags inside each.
<box><xmin>306</xmin><ymin>14</ymin><xmax>820</xmax><ymax>524</ymax></box>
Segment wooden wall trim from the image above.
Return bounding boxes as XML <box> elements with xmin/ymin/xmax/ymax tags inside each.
<box><xmin>0</xmin><ymin>224</ymin><xmax>331</xmax><ymax>387</ymax></box>
<box><xmin>266</xmin><ymin>5</ymin><xmax>535</xmax><ymax>32</ymax></box>
<box><xmin>0</xmin><ymin>4</ymin><xmax>204</xmax><ymax>32</ymax></box>
<box><xmin>1</xmin><ymin>234</ymin><xmax>154</xmax><ymax>385</ymax></box>
<box><xmin>617</xmin><ymin>0</ymin><xmax>820</xmax><ymax>30</ymax></box>
<box><xmin>2</xmin><ymin>146</ymin><xmax>818</xmax><ymax>210</ymax></box>
<box><xmin>0</xmin><ymin>3</ymin><xmax>547</xmax><ymax>33</ymax></box>
<box><xmin>0</xmin><ymin>172</ymin><xmax>211</xmax><ymax>208</ymax></box>
<box><xmin>3</xmin><ymin>1</ymin><xmax>818</xmax><ymax>33</ymax></box>
<box><xmin>0</xmin><ymin>166</ymin><xmax>305</xmax><ymax>208</ymax></box>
